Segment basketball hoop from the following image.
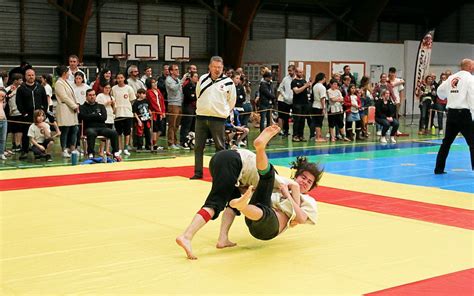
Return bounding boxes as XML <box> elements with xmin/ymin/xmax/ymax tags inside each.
<box><xmin>111</xmin><ymin>54</ymin><xmax>130</xmax><ymax>70</ymax></box>
<box><xmin>174</xmin><ymin>57</ymin><xmax>190</xmax><ymax>63</ymax></box>
<box><xmin>137</xmin><ymin>56</ymin><xmax>156</xmax><ymax>62</ymax></box>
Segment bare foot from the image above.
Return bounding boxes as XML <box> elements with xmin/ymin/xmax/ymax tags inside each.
<box><xmin>229</xmin><ymin>186</ymin><xmax>253</xmax><ymax>211</ymax></box>
<box><xmin>176</xmin><ymin>235</ymin><xmax>197</xmax><ymax>260</ymax></box>
<box><xmin>253</xmin><ymin>125</ymin><xmax>281</xmax><ymax>149</ymax></box>
<box><xmin>216</xmin><ymin>239</ymin><xmax>237</xmax><ymax>249</ymax></box>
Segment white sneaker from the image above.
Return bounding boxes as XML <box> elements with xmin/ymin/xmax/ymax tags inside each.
<box><xmin>1</xmin><ymin>154</ymin><xmax>7</xmax><ymax>160</ymax></box>
<box><xmin>390</xmin><ymin>136</ymin><xmax>397</xmax><ymax>143</ymax></box>
<box><xmin>439</xmin><ymin>129</ymin><xmax>444</xmax><ymax>135</ymax></box>
<box><xmin>376</xmin><ymin>130</ymin><xmax>382</xmax><ymax>136</ymax></box>
<box><xmin>380</xmin><ymin>136</ymin><xmax>387</xmax><ymax>144</ymax></box>
<box><xmin>117</xmin><ymin>150</ymin><xmax>122</xmax><ymax>155</ymax></box>
<box><xmin>123</xmin><ymin>149</ymin><xmax>131</xmax><ymax>156</ymax></box>
<box><xmin>62</xmin><ymin>150</ymin><xmax>71</xmax><ymax>158</ymax></box>
<box><xmin>88</xmin><ymin>153</ymin><xmax>94</xmax><ymax>159</ymax></box>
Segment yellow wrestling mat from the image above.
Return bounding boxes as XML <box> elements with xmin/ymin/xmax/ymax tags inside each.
<box><xmin>1</xmin><ymin>158</ymin><xmax>473</xmax><ymax>295</ymax></box>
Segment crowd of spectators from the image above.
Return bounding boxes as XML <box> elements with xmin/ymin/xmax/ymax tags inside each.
<box><xmin>0</xmin><ymin>55</ymin><xmax>451</xmax><ymax>163</ymax></box>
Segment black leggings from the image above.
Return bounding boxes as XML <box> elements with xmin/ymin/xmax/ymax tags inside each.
<box><xmin>202</xmin><ymin>150</ymin><xmax>243</xmax><ymax>219</ymax></box>
<box><xmin>245</xmin><ymin>165</ymin><xmax>280</xmax><ymax>241</ymax></box>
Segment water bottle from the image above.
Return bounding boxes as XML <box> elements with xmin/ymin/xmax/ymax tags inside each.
<box><xmin>71</xmin><ymin>150</ymin><xmax>79</xmax><ymax>165</ymax></box>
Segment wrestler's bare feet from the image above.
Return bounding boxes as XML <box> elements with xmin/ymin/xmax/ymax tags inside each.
<box><xmin>254</xmin><ymin>125</ymin><xmax>281</xmax><ymax>149</ymax></box>
<box><xmin>229</xmin><ymin>186</ymin><xmax>253</xmax><ymax>211</ymax></box>
<box><xmin>176</xmin><ymin>235</ymin><xmax>197</xmax><ymax>260</ymax></box>
<box><xmin>216</xmin><ymin>239</ymin><xmax>237</xmax><ymax>249</ymax></box>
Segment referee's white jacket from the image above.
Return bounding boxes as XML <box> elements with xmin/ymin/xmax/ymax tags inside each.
<box><xmin>196</xmin><ymin>73</ymin><xmax>237</xmax><ymax>119</ymax></box>
<box><xmin>437</xmin><ymin>70</ymin><xmax>474</xmax><ymax>119</ymax></box>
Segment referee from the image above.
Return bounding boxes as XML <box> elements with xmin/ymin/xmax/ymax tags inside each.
<box><xmin>190</xmin><ymin>56</ymin><xmax>237</xmax><ymax>179</ymax></box>
<box><xmin>434</xmin><ymin>59</ymin><xmax>474</xmax><ymax>174</ymax></box>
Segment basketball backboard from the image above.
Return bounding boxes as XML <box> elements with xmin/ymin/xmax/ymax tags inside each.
<box><xmin>164</xmin><ymin>35</ymin><xmax>190</xmax><ymax>62</ymax></box>
<box><xmin>101</xmin><ymin>32</ymin><xmax>127</xmax><ymax>59</ymax></box>
<box><xmin>127</xmin><ymin>34</ymin><xmax>159</xmax><ymax>61</ymax></box>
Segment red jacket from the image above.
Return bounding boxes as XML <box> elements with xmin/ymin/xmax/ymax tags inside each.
<box><xmin>146</xmin><ymin>88</ymin><xmax>166</xmax><ymax>120</ymax></box>
<box><xmin>343</xmin><ymin>94</ymin><xmax>361</xmax><ymax>113</ymax></box>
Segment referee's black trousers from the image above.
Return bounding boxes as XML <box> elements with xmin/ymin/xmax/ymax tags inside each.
<box><xmin>434</xmin><ymin>109</ymin><xmax>474</xmax><ymax>173</ymax></box>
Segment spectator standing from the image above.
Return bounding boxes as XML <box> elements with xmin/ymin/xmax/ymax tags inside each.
<box><xmin>67</xmin><ymin>55</ymin><xmax>87</xmax><ymax>84</ymax></box>
<box><xmin>277</xmin><ymin>65</ymin><xmax>295</xmax><ymax>136</ymax></box>
<box><xmin>258</xmin><ymin>71</ymin><xmax>275</xmax><ymax>132</ymax></box>
<box><xmin>145</xmin><ymin>77</ymin><xmax>165</xmax><ymax>151</ymax></box>
<box><xmin>5</xmin><ymin>74</ymin><xmax>23</xmax><ymax>151</ymax></box>
<box><xmin>165</xmin><ymin>64</ymin><xmax>184</xmax><ymax>149</ymax></box>
<box><xmin>132</xmin><ymin>88</ymin><xmax>152</xmax><ymax>150</ymax></box>
<box><xmin>311</xmin><ymin>73</ymin><xmax>327</xmax><ymax>142</ymax></box>
<box><xmin>157</xmin><ymin>64</ymin><xmax>170</xmax><ymax>137</ymax></box>
<box><xmin>127</xmin><ymin>65</ymin><xmax>146</xmax><ymax>95</ymax></box>
<box><xmin>291</xmin><ymin>68</ymin><xmax>312</xmax><ymax>142</ymax></box>
<box><xmin>342</xmin><ymin>65</ymin><xmax>356</xmax><ymax>85</ymax></box>
<box><xmin>111</xmin><ymin>73</ymin><xmax>135</xmax><ymax>156</ymax></box>
<box><xmin>327</xmin><ymin>79</ymin><xmax>348</xmax><ymax>142</ymax></box>
<box><xmin>190</xmin><ymin>56</ymin><xmax>236</xmax><ymax>180</ymax></box>
<box><xmin>140</xmin><ymin>66</ymin><xmax>153</xmax><ymax>84</ymax></box>
<box><xmin>432</xmin><ymin>72</ymin><xmax>449</xmax><ymax>135</ymax></box>
<box><xmin>180</xmin><ymin>72</ymin><xmax>199</xmax><ymax>148</ymax></box>
<box><xmin>92</xmin><ymin>68</ymin><xmax>113</xmax><ymax>95</ymax></box>
<box><xmin>7</xmin><ymin>61</ymin><xmax>32</xmax><ymax>85</ymax></box>
<box><xmin>55</xmin><ymin>65</ymin><xmax>80</xmax><ymax>158</ymax></box>
<box><xmin>16</xmin><ymin>69</ymin><xmax>49</xmax><ymax>159</ymax></box>
<box><xmin>343</xmin><ymin>84</ymin><xmax>363</xmax><ymax>141</ymax></box>
<box><xmin>40</xmin><ymin>74</ymin><xmax>53</xmax><ymax>110</ymax></box>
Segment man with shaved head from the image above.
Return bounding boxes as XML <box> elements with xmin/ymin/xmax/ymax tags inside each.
<box><xmin>434</xmin><ymin>59</ymin><xmax>474</xmax><ymax>174</ymax></box>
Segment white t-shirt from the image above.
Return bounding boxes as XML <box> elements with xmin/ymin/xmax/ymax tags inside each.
<box><xmin>96</xmin><ymin>93</ymin><xmax>115</xmax><ymax>124</ymax></box>
<box><xmin>327</xmin><ymin>89</ymin><xmax>343</xmax><ymax>113</ymax></box>
<box><xmin>111</xmin><ymin>84</ymin><xmax>135</xmax><ymax>118</ymax></box>
<box><xmin>390</xmin><ymin>78</ymin><xmax>404</xmax><ymax>104</ymax></box>
<box><xmin>28</xmin><ymin>123</ymin><xmax>50</xmax><ymax>143</ymax></box>
<box><xmin>67</xmin><ymin>68</ymin><xmax>88</xmax><ymax>84</ymax></box>
<box><xmin>72</xmin><ymin>83</ymin><xmax>90</xmax><ymax>105</ymax></box>
<box><xmin>350</xmin><ymin>94</ymin><xmax>359</xmax><ymax>113</ymax></box>
<box><xmin>127</xmin><ymin>78</ymin><xmax>146</xmax><ymax>96</ymax></box>
<box><xmin>312</xmin><ymin>83</ymin><xmax>327</xmax><ymax>109</ymax></box>
<box><xmin>44</xmin><ymin>83</ymin><xmax>53</xmax><ymax>98</ymax></box>
<box><xmin>277</xmin><ymin>75</ymin><xmax>295</xmax><ymax>104</ymax></box>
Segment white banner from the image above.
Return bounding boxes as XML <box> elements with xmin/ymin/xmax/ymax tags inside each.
<box><xmin>412</xmin><ymin>30</ymin><xmax>435</xmax><ymax>114</ymax></box>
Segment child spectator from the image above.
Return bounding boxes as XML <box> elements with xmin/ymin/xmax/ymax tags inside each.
<box><xmin>95</xmin><ymin>82</ymin><xmax>115</xmax><ymax>155</ymax></box>
<box><xmin>111</xmin><ymin>73</ymin><xmax>135</xmax><ymax>156</ymax></box>
<box><xmin>28</xmin><ymin>109</ymin><xmax>54</xmax><ymax>161</ymax></box>
<box><xmin>225</xmin><ymin>108</ymin><xmax>249</xmax><ymax>148</ymax></box>
<box><xmin>40</xmin><ymin>74</ymin><xmax>54</xmax><ymax>110</ymax></box>
<box><xmin>145</xmin><ymin>77</ymin><xmax>165</xmax><ymax>151</ymax></box>
<box><xmin>359</xmin><ymin>76</ymin><xmax>374</xmax><ymax>137</ymax></box>
<box><xmin>343</xmin><ymin>84</ymin><xmax>363</xmax><ymax>141</ymax></box>
<box><xmin>327</xmin><ymin>79</ymin><xmax>349</xmax><ymax>142</ymax></box>
<box><xmin>132</xmin><ymin>88</ymin><xmax>152</xmax><ymax>150</ymax></box>
<box><xmin>72</xmin><ymin>72</ymin><xmax>90</xmax><ymax>105</ymax></box>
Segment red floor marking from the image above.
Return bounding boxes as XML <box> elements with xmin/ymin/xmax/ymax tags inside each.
<box><xmin>365</xmin><ymin>268</ymin><xmax>474</xmax><ymax>296</ymax></box>
<box><xmin>312</xmin><ymin>186</ymin><xmax>474</xmax><ymax>230</ymax></box>
<box><xmin>1</xmin><ymin>166</ymin><xmax>473</xmax><ymax>230</ymax></box>
<box><xmin>0</xmin><ymin>166</ymin><xmax>211</xmax><ymax>191</ymax></box>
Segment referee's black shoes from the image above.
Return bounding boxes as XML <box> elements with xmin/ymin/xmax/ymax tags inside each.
<box><xmin>190</xmin><ymin>175</ymin><xmax>203</xmax><ymax>180</ymax></box>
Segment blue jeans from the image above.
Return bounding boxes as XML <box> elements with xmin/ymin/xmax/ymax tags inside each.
<box><xmin>0</xmin><ymin>119</ymin><xmax>7</xmax><ymax>155</ymax></box>
<box><xmin>59</xmin><ymin>125</ymin><xmax>78</xmax><ymax>150</ymax></box>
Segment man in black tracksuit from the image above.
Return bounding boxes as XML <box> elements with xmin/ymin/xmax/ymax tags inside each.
<box><xmin>79</xmin><ymin>89</ymin><xmax>119</xmax><ymax>158</ymax></box>
<box><xmin>16</xmin><ymin>69</ymin><xmax>49</xmax><ymax>159</ymax></box>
